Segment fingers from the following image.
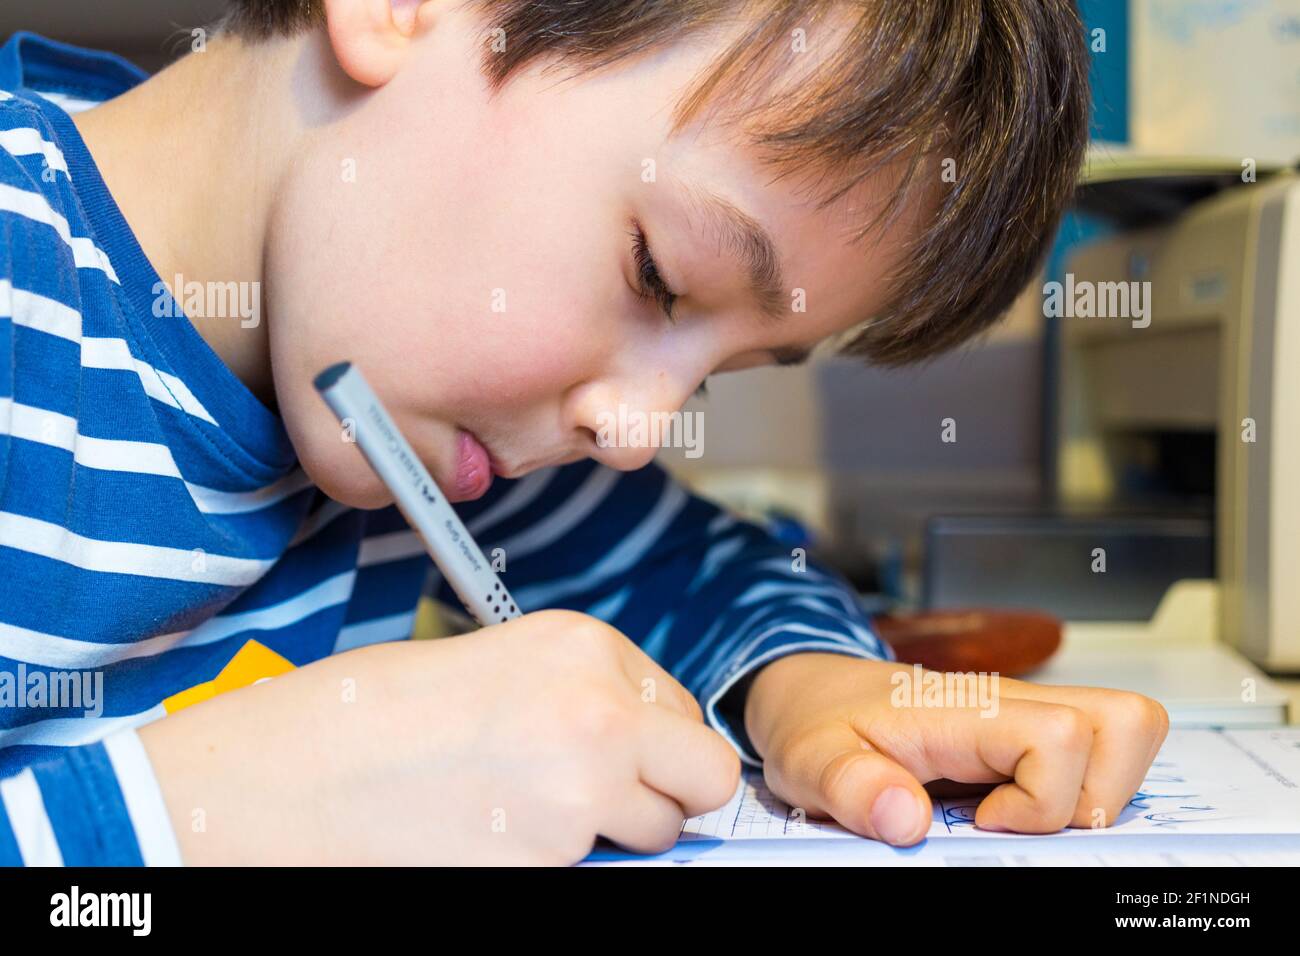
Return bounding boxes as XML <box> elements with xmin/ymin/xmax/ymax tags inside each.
<box><xmin>764</xmin><ymin>721</ymin><xmax>932</xmax><ymax>846</ymax></box>
<box><xmin>968</xmin><ymin>699</ymin><xmax>1094</xmax><ymax>833</ymax></box>
<box><xmin>987</xmin><ymin>681</ymin><xmax>1170</xmax><ymax>827</ymax></box>
<box><xmin>883</xmin><ymin>697</ymin><xmax>1095</xmax><ymax>833</ymax></box>
<box><xmin>879</xmin><ymin>695</ymin><xmax>1151</xmax><ymax>834</ymax></box>
<box><xmin>634</xmin><ymin>704</ymin><xmax>741</xmax><ymax>818</ymax></box>
<box><xmin>606</xmin><ymin>624</ymin><xmax>738</xmax><ymax>817</ymax></box>
<box><xmin>524</xmin><ymin>610</ymin><xmax>733</xmax><ymax>829</ymax></box>
<box><xmin>598</xmin><ymin>783</ymin><xmax>688</xmax><ymax>856</ymax></box>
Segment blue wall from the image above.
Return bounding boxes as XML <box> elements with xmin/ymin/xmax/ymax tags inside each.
<box><xmin>1081</xmin><ymin>0</ymin><xmax>1130</xmax><ymax>144</ymax></box>
<box><xmin>1048</xmin><ymin>0</ymin><xmax>1129</xmax><ymax>279</ymax></box>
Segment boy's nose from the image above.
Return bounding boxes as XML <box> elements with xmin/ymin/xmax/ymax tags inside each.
<box><xmin>570</xmin><ymin>378</ymin><xmax>696</xmax><ymax>472</ymax></box>
<box><xmin>590</xmin><ymin>430</ymin><xmax>662</xmax><ymax>472</ymax></box>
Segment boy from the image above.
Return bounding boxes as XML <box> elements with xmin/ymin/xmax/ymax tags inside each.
<box><xmin>0</xmin><ymin>0</ymin><xmax>1167</xmax><ymax>865</ymax></box>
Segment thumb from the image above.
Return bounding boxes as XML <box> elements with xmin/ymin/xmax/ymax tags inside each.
<box><xmin>767</xmin><ymin>722</ymin><xmax>932</xmax><ymax>846</ymax></box>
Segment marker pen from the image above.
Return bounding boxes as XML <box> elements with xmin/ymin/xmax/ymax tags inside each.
<box><xmin>313</xmin><ymin>361</ymin><xmax>521</xmax><ymax>627</ymax></box>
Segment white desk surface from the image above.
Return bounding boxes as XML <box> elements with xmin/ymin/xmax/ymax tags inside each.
<box><xmin>1032</xmin><ymin>580</ymin><xmax>1295</xmax><ymax>726</ymax></box>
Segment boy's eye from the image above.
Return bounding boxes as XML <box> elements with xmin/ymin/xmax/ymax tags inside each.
<box><xmin>628</xmin><ymin>222</ymin><xmax>704</xmax><ymax>399</ymax></box>
<box><xmin>629</xmin><ymin>222</ymin><xmax>678</xmax><ymax>321</ymax></box>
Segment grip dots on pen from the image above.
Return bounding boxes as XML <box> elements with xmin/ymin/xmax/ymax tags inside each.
<box><xmin>485</xmin><ymin>581</ymin><xmax>518</xmax><ymax>618</ymax></box>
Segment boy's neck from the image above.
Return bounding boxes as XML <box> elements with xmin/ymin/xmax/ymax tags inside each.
<box><xmin>73</xmin><ymin>30</ymin><xmax>354</xmax><ymax>413</ymax></box>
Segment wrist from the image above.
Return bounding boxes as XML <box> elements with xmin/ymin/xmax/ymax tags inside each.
<box><xmin>136</xmin><ymin>664</ymin><xmax>330</xmax><ymax>865</ymax></box>
<box><xmin>742</xmin><ymin>652</ymin><xmax>847</xmax><ymax>760</ymax></box>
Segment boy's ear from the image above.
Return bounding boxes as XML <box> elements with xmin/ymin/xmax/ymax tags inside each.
<box><xmin>323</xmin><ymin>0</ymin><xmax>427</xmax><ymax>87</ymax></box>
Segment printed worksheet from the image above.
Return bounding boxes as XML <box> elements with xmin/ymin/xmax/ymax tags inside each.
<box><xmin>584</xmin><ymin>728</ymin><xmax>1300</xmax><ymax>865</ymax></box>
<box><xmin>685</xmin><ymin>728</ymin><xmax>1300</xmax><ymax>841</ymax></box>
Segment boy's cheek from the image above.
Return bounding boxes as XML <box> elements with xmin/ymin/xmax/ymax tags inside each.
<box><xmin>278</xmin><ymin>387</ymin><xmax>398</xmax><ymax>509</ymax></box>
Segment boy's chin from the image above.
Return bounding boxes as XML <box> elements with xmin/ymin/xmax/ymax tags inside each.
<box><xmin>315</xmin><ymin>468</ymin><xmax>395</xmax><ymax>512</ymax></box>
<box><xmin>302</xmin><ymin>455</ymin><xmax>397</xmax><ymax>511</ymax></box>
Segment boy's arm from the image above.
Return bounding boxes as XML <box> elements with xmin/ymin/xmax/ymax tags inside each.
<box><xmin>438</xmin><ymin>458</ymin><xmax>890</xmax><ymax>765</ymax></box>
<box><xmin>0</xmin><ymin>729</ymin><xmax>182</xmax><ymax>865</ymax></box>
<box><xmin>438</xmin><ymin>460</ymin><xmax>1169</xmax><ymax>847</ymax></box>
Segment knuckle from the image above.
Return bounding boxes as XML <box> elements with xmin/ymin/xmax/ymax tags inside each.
<box><xmin>700</xmin><ymin>740</ymin><xmax>742</xmax><ymax>806</ymax></box>
<box><xmin>1106</xmin><ymin>690</ymin><xmax>1168</xmax><ymax>737</ymax></box>
<box><xmin>678</xmin><ymin>688</ymin><xmax>704</xmax><ymax>723</ymax></box>
<box><xmin>535</xmin><ymin>607</ymin><xmax>602</xmax><ymax>638</ymax></box>
<box><xmin>1145</xmin><ymin>696</ymin><xmax>1171</xmax><ymax>740</ymax></box>
<box><xmin>556</xmin><ymin>610</ymin><xmax>623</xmax><ymax>653</ymax></box>
<box><xmin>1036</xmin><ymin>705</ymin><xmax>1093</xmax><ymax>752</ymax></box>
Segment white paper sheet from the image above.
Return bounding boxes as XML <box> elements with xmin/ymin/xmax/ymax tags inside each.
<box><xmin>584</xmin><ymin>728</ymin><xmax>1300</xmax><ymax>865</ymax></box>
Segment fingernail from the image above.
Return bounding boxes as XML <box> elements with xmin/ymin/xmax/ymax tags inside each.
<box><xmin>871</xmin><ymin>786</ymin><xmax>924</xmax><ymax>845</ymax></box>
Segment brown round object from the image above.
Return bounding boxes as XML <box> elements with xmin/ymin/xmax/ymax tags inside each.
<box><xmin>871</xmin><ymin>609</ymin><xmax>1062</xmax><ymax>677</ymax></box>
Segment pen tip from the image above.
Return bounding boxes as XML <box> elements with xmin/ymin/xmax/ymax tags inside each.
<box><xmin>313</xmin><ymin>361</ymin><xmax>352</xmax><ymax>392</ymax></box>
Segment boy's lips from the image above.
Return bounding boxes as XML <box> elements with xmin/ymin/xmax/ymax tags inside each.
<box><xmin>450</xmin><ymin>428</ymin><xmax>496</xmax><ymax>502</ymax></box>
<box><xmin>446</xmin><ymin>429</ymin><xmax>571</xmax><ymax>500</ymax></box>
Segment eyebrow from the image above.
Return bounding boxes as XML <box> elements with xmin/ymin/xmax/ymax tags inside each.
<box><xmin>677</xmin><ymin>178</ymin><xmax>791</xmax><ymax>326</ymax></box>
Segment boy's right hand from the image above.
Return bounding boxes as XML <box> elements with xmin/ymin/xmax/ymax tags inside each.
<box><xmin>137</xmin><ymin>609</ymin><xmax>740</xmax><ymax>865</ymax></box>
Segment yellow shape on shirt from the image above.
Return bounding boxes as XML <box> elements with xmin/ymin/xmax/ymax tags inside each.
<box><xmin>163</xmin><ymin>639</ymin><xmax>296</xmax><ymax>714</ymax></box>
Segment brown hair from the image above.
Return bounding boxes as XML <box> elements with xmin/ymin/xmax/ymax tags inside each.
<box><xmin>224</xmin><ymin>0</ymin><xmax>1090</xmax><ymax>366</ymax></box>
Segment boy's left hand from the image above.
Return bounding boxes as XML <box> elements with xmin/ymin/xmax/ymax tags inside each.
<box><xmin>743</xmin><ymin>653</ymin><xmax>1169</xmax><ymax>846</ymax></box>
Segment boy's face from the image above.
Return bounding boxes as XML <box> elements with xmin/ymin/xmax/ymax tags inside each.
<box><xmin>268</xmin><ymin>6</ymin><xmax>923</xmax><ymax>508</ymax></box>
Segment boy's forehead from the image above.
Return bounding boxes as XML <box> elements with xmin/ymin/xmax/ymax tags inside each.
<box><xmin>661</xmin><ymin>116</ymin><xmax>937</xmax><ymax>342</ymax></box>
<box><xmin>651</xmin><ymin>22</ymin><xmax>939</xmax><ymax>339</ymax></box>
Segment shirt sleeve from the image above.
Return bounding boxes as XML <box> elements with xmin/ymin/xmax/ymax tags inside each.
<box><xmin>0</xmin><ymin>728</ymin><xmax>183</xmax><ymax>866</ymax></box>
<box><xmin>434</xmin><ymin>459</ymin><xmax>894</xmax><ymax>767</ymax></box>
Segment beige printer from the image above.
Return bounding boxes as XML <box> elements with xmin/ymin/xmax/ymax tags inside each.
<box><xmin>1059</xmin><ymin>169</ymin><xmax>1299</xmax><ymax>671</ymax></box>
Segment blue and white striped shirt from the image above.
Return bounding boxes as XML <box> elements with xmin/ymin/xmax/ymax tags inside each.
<box><xmin>0</xmin><ymin>31</ymin><xmax>889</xmax><ymax>866</ymax></box>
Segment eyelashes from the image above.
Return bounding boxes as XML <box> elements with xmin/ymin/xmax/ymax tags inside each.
<box><xmin>629</xmin><ymin>221</ymin><xmax>706</xmax><ymax>398</ymax></box>
<box><xmin>629</xmin><ymin>222</ymin><xmax>678</xmax><ymax>320</ymax></box>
